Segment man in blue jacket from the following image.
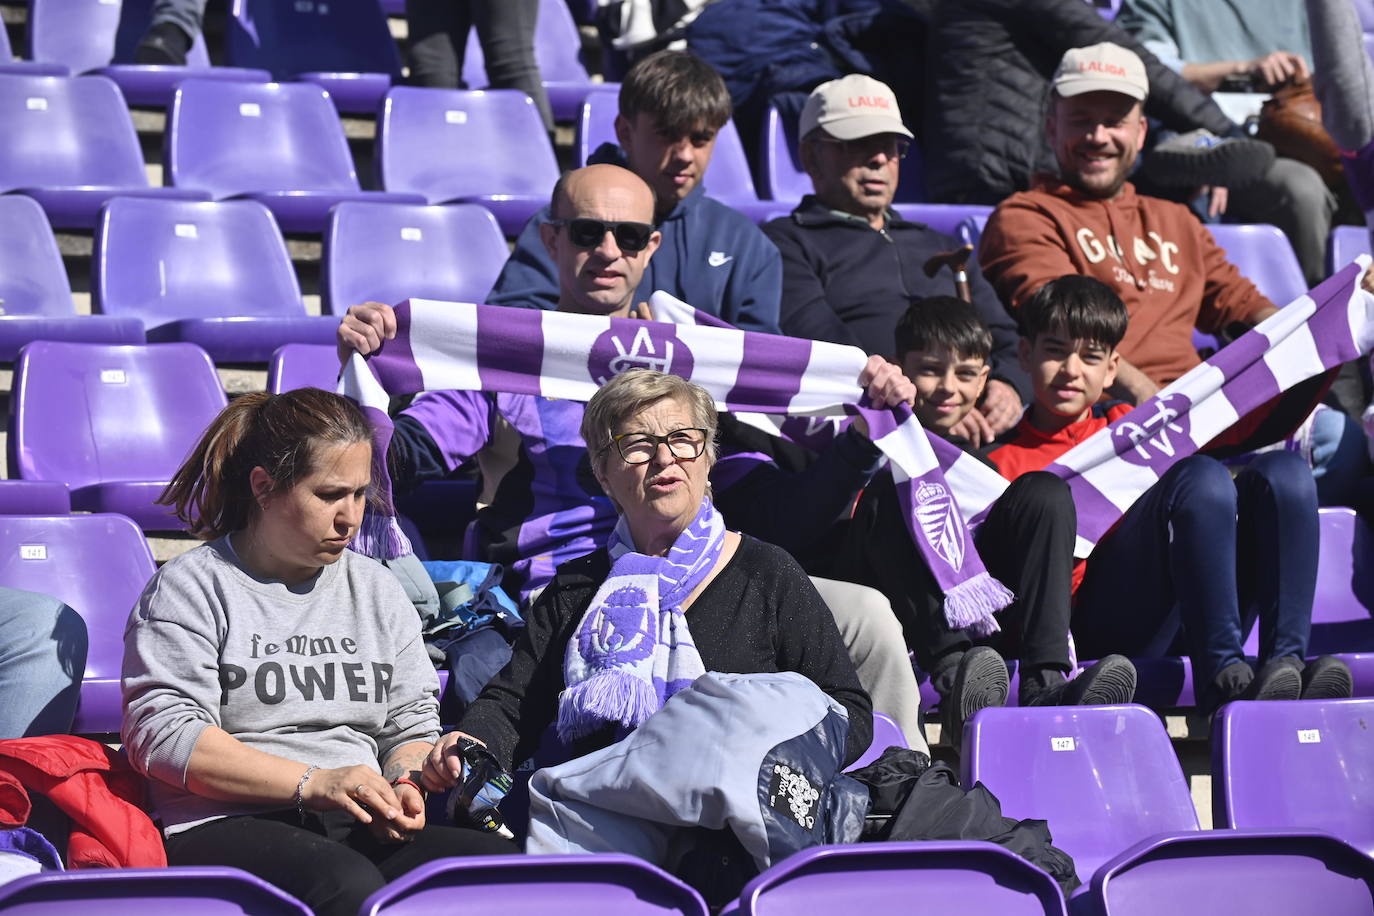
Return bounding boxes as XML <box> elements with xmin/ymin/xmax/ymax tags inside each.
<box><xmin>762</xmin><ymin>75</ymin><xmax>1029</xmax><ymax>446</ymax></box>
<box><xmin>486</xmin><ymin>49</ymin><xmax>783</xmax><ymax>334</ymax></box>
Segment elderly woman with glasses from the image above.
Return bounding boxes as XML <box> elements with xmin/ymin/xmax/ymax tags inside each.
<box><xmin>422</xmin><ymin>368</ymin><xmax>873</xmax><ymax>794</ymax></box>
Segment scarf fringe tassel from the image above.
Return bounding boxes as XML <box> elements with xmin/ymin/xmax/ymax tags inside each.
<box><xmin>943</xmin><ymin>572</ymin><xmax>1014</xmax><ymax>637</ymax></box>
<box><xmin>352</xmin><ymin>512</ymin><xmax>413</xmax><ymax>561</ymax></box>
<box><xmin>557</xmin><ymin>670</ymin><xmax>659</xmax><ymax>742</ymax></box>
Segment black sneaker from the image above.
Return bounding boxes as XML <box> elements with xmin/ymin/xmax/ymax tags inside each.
<box><xmin>134</xmin><ymin>22</ymin><xmax>192</xmax><ymax>66</ymax></box>
<box><xmin>939</xmin><ymin>646</ymin><xmax>1009</xmax><ymax>749</ymax></box>
<box><xmin>1140</xmin><ymin>129</ymin><xmax>1276</xmax><ymax>189</ymax></box>
<box><xmin>1300</xmin><ymin>655</ymin><xmax>1354</xmax><ymax>700</ymax></box>
<box><xmin>1024</xmin><ymin>655</ymin><xmax>1137</xmax><ymax>707</ymax></box>
<box><xmin>1243</xmin><ymin>658</ymin><xmax>1303</xmax><ymax>702</ymax></box>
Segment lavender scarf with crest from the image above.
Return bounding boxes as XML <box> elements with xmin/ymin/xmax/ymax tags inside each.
<box><xmin>557</xmin><ymin>498</ymin><xmax>723</xmax><ymax>741</ymax></box>
<box><xmin>339</xmin><ymin>295</ymin><xmax>1014</xmax><ymax>637</ymax></box>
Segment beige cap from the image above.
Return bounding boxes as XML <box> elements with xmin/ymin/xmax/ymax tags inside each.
<box><xmin>799</xmin><ymin>74</ymin><xmax>914</xmax><ymax>141</ymax></box>
<box><xmin>1053</xmin><ymin>42</ymin><xmax>1149</xmax><ymax>101</ymax></box>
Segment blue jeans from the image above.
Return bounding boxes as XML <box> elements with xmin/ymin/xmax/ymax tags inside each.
<box><xmin>0</xmin><ymin>587</ymin><xmax>87</xmax><ymax>738</ymax></box>
<box><xmin>1073</xmin><ymin>451</ymin><xmax>1318</xmax><ymax>699</ymax></box>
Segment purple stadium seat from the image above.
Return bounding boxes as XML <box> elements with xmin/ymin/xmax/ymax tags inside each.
<box><xmin>956</xmin><ymin>212</ymin><xmax>990</xmax><ymax>247</ymax></box>
<box><xmin>93</xmin><ymin>197</ymin><xmax>338</xmax><ymax>361</ymax></box>
<box><xmin>0</xmin><ymin>513</ymin><xmax>156</xmax><ymax>734</ymax></box>
<box><xmin>460</xmin><ymin>0</ymin><xmax>593</xmax><ymax>121</ymax></box>
<box><xmin>1074</xmin><ymin>830</ymin><xmax>1374</xmax><ymax>916</ymax></box>
<box><xmin>0</xmin><ymin>481</ymin><xmax>71</xmax><ymax>515</ymax></box>
<box><xmin>843</xmin><ymin>712</ymin><xmax>906</xmax><ymax>771</ymax></box>
<box><xmin>376</xmin><ymin>87</ymin><xmax>558</xmax><ymax>235</ymax></box>
<box><xmin>0</xmin><ymin>73</ymin><xmax>208</xmax><ymax>228</ymax></box>
<box><xmin>9</xmin><ymin>341</ymin><xmax>228</xmax><ymax>529</ymax></box>
<box><xmin>962</xmin><ymin>704</ymin><xmax>1199</xmax><ymax>882</ymax></box>
<box><xmin>227</xmin><ymin>0</ymin><xmax>401</xmax><ymax>113</ymax></box>
<box><xmin>358</xmin><ymin>853</ymin><xmax>708</xmax><ymax>915</ymax></box>
<box><xmin>323</xmin><ymin>201</ymin><xmax>509</xmax><ymax>314</ymax></box>
<box><xmin>1241</xmin><ymin>507</ymin><xmax>1374</xmax><ymax>694</ymax></box>
<box><xmin>1207</xmin><ymin>223</ymin><xmax>1309</xmax><ymax>306</ymax></box>
<box><xmin>758</xmin><ymin>102</ymin><xmax>926</xmax><ymax>205</ymax></box>
<box><xmin>892</xmin><ymin>203</ymin><xmax>994</xmax><ymax>237</ymax></box>
<box><xmin>0</xmin><ymin>12</ymin><xmax>68</xmax><ymax>76</ymax></box>
<box><xmin>1330</xmin><ymin>224</ymin><xmax>1371</xmax><ymax>276</ymax></box>
<box><xmin>725</xmin><ymin>842</ymin><xmax>1067</xmax><ymax>915</ymax></box>
<box><xmin>166</xmin><ymin>79</ymin><xmax>423</xmax><ymax>233</ymax></box>
<box><xmin>0</xmin><ymin>865</ymin><xmax>311</xmax><ymax>914</ymax></box>
<box><xmin>1213</xmin><ymin>698</ymin><xmax>1374</xmax><ymax>855</ymax></box>
<box><xmin>0</xmin><ymin>196</ymin><xmax>144</xmax><ymax>360</ymax></box>
<box><xmin>1090</xmin><ymin>0</ymin><xmax>1122</xmax><ymax>20</ymax></box>
<box><xmin>267</xmin><ymin>343</ymin><xmax>340</xmax><ymax>394</ymax></box>
<box><xmin>27</xmin><ymin>0</ymin><xmax>269</xmax><ymax>107</ymax></box>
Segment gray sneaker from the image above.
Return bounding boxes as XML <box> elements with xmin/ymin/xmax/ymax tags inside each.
<box><xmin>939</xmin><ymin>646</ymin><xmax>1009</xmax><ymax>749</ymax></box>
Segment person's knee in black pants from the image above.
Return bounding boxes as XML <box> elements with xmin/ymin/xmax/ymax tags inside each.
<box><xmin>979</xmin><ymin>472</ymin><xmax>1136</xmax><ymax>707</ymax></box>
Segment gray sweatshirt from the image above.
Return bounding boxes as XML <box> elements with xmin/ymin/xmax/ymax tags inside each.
<box><xmin>121</xmin><ymin>537</ymin><xmax>440</xmax><ymax>835</ymax></box>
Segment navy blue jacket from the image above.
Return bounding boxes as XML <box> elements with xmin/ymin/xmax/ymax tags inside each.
<box><xmin>485</xmin><ymin>144</ymin><xmax>783</xmax><ymax>334</ymax></box>
<box><xmin>762</xmin><ymin>196</ymin><xmax>1030</xmax><ymax>401</ymax></box>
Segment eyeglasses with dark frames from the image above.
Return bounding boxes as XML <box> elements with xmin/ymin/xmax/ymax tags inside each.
<box><xmin>812</xmin><ymin>135</ymin><xmax>911</xmax><ymax>161</ymax></box>
<box><xmin>547</xmin><ymin>218</ymin><xmax>655</xmax><ymax>253</ymax></box>
<box><xmin>602</xmin><ymin>427</ymin><xmax>709</xmax><ymax>465</ymax></box>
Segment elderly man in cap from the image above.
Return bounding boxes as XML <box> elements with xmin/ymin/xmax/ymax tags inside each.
<box><xmin>762</xmin><ymin>75</ymin><xmax>1028</xmax><ymax>445</ymax></box>
<box><xmin>978</xmin><ymin>41</ymin><xmax>1367</xmax><ymax>505</ymax></box>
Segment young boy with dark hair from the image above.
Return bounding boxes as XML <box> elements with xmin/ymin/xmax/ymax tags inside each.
<box><xmin>835</xmin><ymin>297</ymin><xmax>1137</xmax><ymax>744</ymax></box>
<box><xmin>988</xmin><ymin>276</ymin><xmax>1352</xmax><ymax>713</ymax></box>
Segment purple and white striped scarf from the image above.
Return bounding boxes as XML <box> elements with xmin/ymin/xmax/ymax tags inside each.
<box><xmin>557</xmin><ymin>498</ymin><xmax>722</xmax><ymax>741</ymax></box>
<box><xmin>339</xmin><ymin>295</ymin><xmax>1016</xmax><ymax>637</ymax></box>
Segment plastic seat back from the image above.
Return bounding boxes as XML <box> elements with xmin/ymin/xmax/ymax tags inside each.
<box><xmin>894</xmin><ymin>203</ymin><xmax>993</xmax><ymax>237</ymax></box>
<box><xmin>1079</xmin><ymin>830</ymin><xmax>1374</xmax><ymax>916</ymax></box>
<box><xmin>733</xmin><ymin>842</ymin><xmax>1067</xmax><ymax>915</ymax></box>
<box><xmin>167</xmin><ymin>79</ymin><xmax>363</xmax><ymax>198</ymax></box>
<box><xmin>0</xmin><ymin>73</ymin><xmax>148</xmax><ymax>191</ymax></box>
<box><xmin>1214</xmin><ymin>699</ymin><xmax>1374</xmax><ymax>856</ymax></box>
<box><xmin>377</xmin><ymin>87</ymin><xmax>558</xmax><ymax>203</ymax></box>
<box><xmin>1330</xmin><ymin>224</ymin><xmax>1371</xmax><ymax>275</ymax></box>
<box><xmin>0</xmin><ymin>196</ymin><xmax>76</xmax><ymax>317</ymax></box>
<box><xmin>324</xmin><ymin>202</ymin><xmax>508</xmax><ymax>313</ymax></box>
<box><xmin>28</xmin><ymin>0</ymin><xmax>214</xmax><ymax>73</ymax></box>
<box><xmin>227</xmin><ymin>0</ymin><xmax>401</xmax><ymax>80</ymax></box>
<box><xmin>268</xmin><ymin>343</ymin><xmax>340</xmax><ymax>394</ymax></box>
<box><xmin>0</xmin><ymin>513</ymin><xmax>156</xmax><ymax>684</ymax></box>
<box><xmin>0</xmin><ymin>865</ymin><xmax>311</xmax><ymax>914</ymax></box>
<box><xmin>962</xmin><ymin>704</ymin><xmax>1199</xmax><ymax>882</ymax></box>
<box><xmin>94</xmin><ymin>197</ymin><xmax>305</xmax><ymax>326</ymax></box>
<box><xmin>1207</xmin><ymin>223</ymin><xmax>1308</xmax><ymax>306</ymax></box>
<box><xmin>358</xmin><ymin>854</ymin><xmax>708</xmax><ymax>915</ymax></box>
<box><xmin>844</xmin><ymin>712</ymin><xmax>907</xmax><ymax>771</ymax></box>
<box><xmin>576</xmin><ymin>86</ymin><xmax>758</xmax><ymax>201</ymax></box>
<box><xmin>10</xmin><ymin>341</ymin><xmax>227</xmax><ymax>488</ymax></box>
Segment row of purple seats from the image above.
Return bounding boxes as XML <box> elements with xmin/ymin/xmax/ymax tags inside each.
<box><xmin>2</xmin><ymin>835</ymin><xmax>1367</xmax><ymax>915</ymax></box>
<box><xmin>1</xmin><ymin>192</ymin><xmax>507</xmax><ymax>363</ymax></box>
<box><xmin>964</xmin><ymin>699</ymin><xmax>1374</xmax><ymax>883</ymax></box>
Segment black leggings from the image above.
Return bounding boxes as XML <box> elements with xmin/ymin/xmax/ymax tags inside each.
<box><xmin>164</xmin><ymin>809</ymin><xmax>517</xmax><ymax>916</ymax></box>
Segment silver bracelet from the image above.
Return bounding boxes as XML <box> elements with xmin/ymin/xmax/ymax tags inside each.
<box><xmin>294</xmin><ymin>764</ymin><xmax>318</xmax><ymax>817</ymax></box>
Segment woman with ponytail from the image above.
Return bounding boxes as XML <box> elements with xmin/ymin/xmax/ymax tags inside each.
<box><xmin>121</xmin><ymin>388</ymin><xmax>513</xmax><ymax>916</ymax></box>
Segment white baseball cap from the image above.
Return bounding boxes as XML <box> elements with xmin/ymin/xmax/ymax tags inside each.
<box><xmin>1053</xmin><ymin>42</ymin><xmax>1149</xmax><ymax>101</ymax></box>
<box><xmin>799</xmin><ymin>74</ymin><xmax>914</xmax><ymax>141</ymax></box>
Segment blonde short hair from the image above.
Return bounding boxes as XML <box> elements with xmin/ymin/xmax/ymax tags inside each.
<box><xmin>581</xmin><ymin>369</ymin><xmax>719</xmax><ymax>470</ymax></box>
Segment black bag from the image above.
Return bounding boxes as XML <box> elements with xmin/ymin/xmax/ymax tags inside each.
<box><xmin>848</xmin><ymin>748</ymin><xmax>1080</xmax><ymax>895</ymax></box>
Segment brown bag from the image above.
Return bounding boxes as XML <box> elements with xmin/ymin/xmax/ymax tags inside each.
<box><xmin>1256</xmin><ymin>76</ymin><xmax>1344</xmax><ymax>187</ymax></box>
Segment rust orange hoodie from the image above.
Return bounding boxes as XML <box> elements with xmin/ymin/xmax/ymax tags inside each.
<box><xmin>978</xmin><ymin>177</ymin><xmax>1273</xmax><ymax>386</ymax></box>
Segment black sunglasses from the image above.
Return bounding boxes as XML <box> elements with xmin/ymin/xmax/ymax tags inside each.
<box><xmin>548</xmin><ymin>217</ymin><xmax>655</xmax><ymax>253</ymax></box>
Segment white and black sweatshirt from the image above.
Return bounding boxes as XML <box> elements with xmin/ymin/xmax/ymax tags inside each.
<box><xmin>121</xmin><ymin>537</ymin><xmax>440</xmax><ymax>835</ymax></box>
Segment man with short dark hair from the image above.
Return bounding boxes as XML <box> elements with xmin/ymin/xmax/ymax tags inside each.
<box><xmin>488</xmin><ymin>50</ymin><xmax>782</xmax><ymax>334</ymax></box>
<box><xmin>762</xmin><ymin>74</ymin><xmax>1029</xmax><ymax>446</ymax></box>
